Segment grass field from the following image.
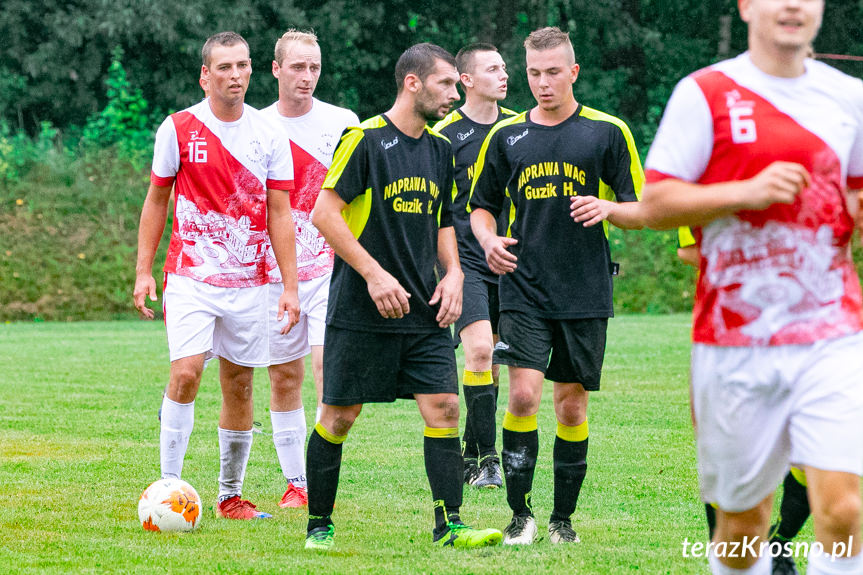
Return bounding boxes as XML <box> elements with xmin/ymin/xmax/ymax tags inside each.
<box><xmin>0</xmin><ymin>316</ymin><xmax>811</xmax><ymax>573</ymax></box>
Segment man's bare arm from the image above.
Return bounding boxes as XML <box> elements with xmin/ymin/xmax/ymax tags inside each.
<box><xmin>470</xmin><ymin>207</ymin><xmax>518</xmax><ymax>275</ymax></box>
<box><xmin>267</xmin><ymin>188</ymin><xmax>300</xmax><ymax>333</ymax></box>
<box><xmin>640</xmin><ymin>161</ymin><xmax>811</xmax><ymax>230</ymax></box>
<box><xmin>133</xmin><ymin>183</ymin><xmax>173</xmax><ymax>319</ymax></box>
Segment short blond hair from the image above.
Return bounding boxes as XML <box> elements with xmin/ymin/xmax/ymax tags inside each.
<box><xmin>274</xmin><ymin>29</ymin><xmax>319</xmax><ymax>65</ymax></box>
<box><xmin>524</xmin><ymin>26</ymin><xmax>576</xmax><ymax>64</ymax></box>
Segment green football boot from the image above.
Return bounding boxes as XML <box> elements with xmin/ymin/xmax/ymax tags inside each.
<box><xmin>305</xmin><ymin>525</ymin><xmax>335</xmax><ymax>551</ymax></box>
<box><xmin>433</xmin><ymin>521</ymin><xmax>502</xmax><ymax>548</ymax></box>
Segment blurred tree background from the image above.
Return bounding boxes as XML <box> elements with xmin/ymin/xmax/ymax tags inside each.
<box><xmin>1</xmin><ymin>0</ymin><xmax>861</xmax><ymax>320</ymax></box>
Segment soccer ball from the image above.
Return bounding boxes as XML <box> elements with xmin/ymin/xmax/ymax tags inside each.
<box><xmin>138</xmin><ymin>478</ymin><xmax>202</xmax><ymax>532</ymax></box>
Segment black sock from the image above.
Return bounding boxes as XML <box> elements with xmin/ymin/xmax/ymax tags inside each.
<box><xmin>424</xmin><ymin>431</ymin><xmax>463</xmax><ymax>530</ymax></box>
<box><xmin>461</xmin><ymin>423</ymin><xmax>478</xmax><ymax>461</ymax></box>
<box><xmin>502</xmin><ymin>422</ymin><xmax>538</xmax><ymax>517</ymax></box>
<box><xmin>464</xmin><ymin>383</ymin><xmax>497</xmax><ymax>459</ymax></box>
<box><xmin>705</xmin><ymin>503</ymin><xmax>716</xmax><ymax>540</ymax></box>
<box><xmin>551</xmin><ymin>435</ymin><xmax>588</xmax><ymax>522</ymax></box>
<box><xmin>306</xmin><ymin>425</ymin><xmax>345</xmax><ymax>533</ymax></box>
<box><xmin>773</xmin><ymin>470</ymin><xmax>810</xmax><ymax>541</ymax></box>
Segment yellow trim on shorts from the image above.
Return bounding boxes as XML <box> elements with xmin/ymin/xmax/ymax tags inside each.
<box><xmin>315</xmin><ymin>422</ymin><xmax>347</xmax><ymax>445</ymax></box>
<box><xmin>503</xmin><ymin>411</ymin><xmax>537</xmax><ymax>432</ymax></box>
<box><xmin>557</xmin><ymin>420</ymin><xmax>589</xmax><ymax>442</ymax></box>
<box><xmin>463</xmin><ymin>369</ymin><xmax>493</xmax><ymax>386</ymax></box>
<box><xmin>790</xmin><ymin>466</ymin><xmax>807</xmax><ymax>487</ymax></box>
<box><xmin>424</xmin><ymin>426</ymin><xmax>459</xmax><ymax>439</ymax></box>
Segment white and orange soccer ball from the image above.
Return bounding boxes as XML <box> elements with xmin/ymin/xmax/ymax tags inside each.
<box><xmin>138</xmin><ymin>478</ymin><xmax>202</xmax><ymax>532</ymax></box>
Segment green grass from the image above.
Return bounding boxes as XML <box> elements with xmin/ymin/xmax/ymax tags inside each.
<box><xmin>0</xmin><ymin>316</ymin><xmax>809</xmax><ymax>573</ymax></box>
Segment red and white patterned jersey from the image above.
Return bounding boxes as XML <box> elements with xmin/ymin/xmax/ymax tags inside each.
<box><xmin>150</xmin><ymin>100</ymin><xmax>294</xmax><ymax>288</ymax></box>
<box><xmin>646</xmin><ymin>53</ymin><xmax>863</xmax><ymax>346</ymax></box>
<box><xmin>261</xmin><ymin>98</ymin><xmax>359</xmax><ymax>282</ymax></box>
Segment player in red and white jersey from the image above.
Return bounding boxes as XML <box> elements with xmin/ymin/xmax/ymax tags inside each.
<box><xmin>642</xmin><ymin>1</ymin><xmax>863</xmax><ymax>573</ymax></box>
<box><xmin>260</xmin><ymin>29</ymin><xmax>359</xmax><ymax>509</ymax></box>
<box><xmin>134</xmin><ymin>31</ymin><xmax>300</xmax><ymax>521</ymax></box>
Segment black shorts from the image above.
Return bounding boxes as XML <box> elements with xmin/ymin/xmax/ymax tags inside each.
<box><xmin>453</xmin><ymin>272</ymin><xmax>500</xmax><ymax>345</ymax></box>
<box><xmin>493</xmin><ymin>311</ymin><xmax>608</xmax><ymax>390</ymax></box>
<box><xmin>322</xmin><ymin>325</ymin><xmax>458</xmax><ymax>405</ymax></box>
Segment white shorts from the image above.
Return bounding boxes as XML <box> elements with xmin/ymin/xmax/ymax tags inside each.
<box><xmin>163</xmin><ymin>273</ymin><xmax>269</xmax><ymax>367</ymax></box>
<box><xmin>692</xmin><ymin>333</ymin><xmax>863</xmax><ymax>512</ymax></box>
<box><xmin>268</xmin><ymin>273</ymin><xmax>331</xmax><ymax>365</ymax></box>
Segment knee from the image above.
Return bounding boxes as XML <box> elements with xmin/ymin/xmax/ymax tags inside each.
<box><xmin>440</xmin><ymin>396</ymin><xmax>460</xmax><ymax>426</ymax></box>
<box><xmin>465</xmin><ymin>340</ymin><xmax>494</xmax><ymax>369</ymax></box>
<box><xmin>170</xmin><ymin>364</ymin><xmax>202</xmax><ymax>390</ymax></box>
<box><xmin>719</xmin><ymin>505</ymin><xmax>771</xmax><ymax>542</ymax></box>
<box><xmin>555</xmin><ymin>397</ymin><xmax>587</xmax><ymax>426</ymax></box>
<box><xmin>508</xmin><ymin>388</ymin><xmax>538</xmax><ymax>415</ymax></box>
<box><xmin>269</xmin><ymin>363</ymin><xmax>304</xmax><ymax>394</ymax></box>
<box><xmin>223</xmin><ymin>373</ymin><xmax>254</xmax><ymax>403</ymax></box>
<box><xmin>817</xmin><ymin>491</ymin><xmax>861</xmax><ymax>534</ymax></box>
<box><xmin>225</xmin><ymin>382</ymin><xmax>253</xmax><ymax>403</ymax></box>
<box><xmin>722</xmin><ymin>517</ymin><xmax>761</xmax><ymax>542</ymax></box>
<box><xmin>326</xmin><ymin>405</ymin><xmax>362</xmax><ymax>436</ymax></box>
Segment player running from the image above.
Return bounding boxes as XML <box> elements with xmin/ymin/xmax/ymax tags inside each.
<box><xmin>261</xmin><ymin>29</ymin><xmax>359</xmax><ymax>510</ymax></box>
<box><xmin>641</xmin><ymin>0</ymin><xmax>863</xmax><ymax>572</ymax></box>
<box><xmin>679</xmin><ymin>227</ymin><xmax>810</xmax><ymax>575</ymax></box>
<box><xmin>433</xmin><ymin>43</ymin><xmax>516</xmax><ymax>490</ymax></box>
<box><xmin>469</xmin><ymin>26</ymin><xmax>644</xmax><ymax>545</ymax></box>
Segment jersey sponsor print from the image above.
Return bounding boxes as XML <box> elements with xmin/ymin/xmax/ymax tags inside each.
<box><xmin>323</xmin><ymin>115</ymin><xmax>455</xmax><ymax>333</ymax></box>
<box><xmin>151</xmin><ymin>100</ymin><xmax>293</xmax><ymax>288</ymax></box>
<box><xmin>468</xmin><ymin>105</ymin><xmax>643</xmax><ymax>319</ymax></box>
<box><xmin>646</xmin><ymin>53</ymin><xmax>863</xmax><ymax>345</ymax></box>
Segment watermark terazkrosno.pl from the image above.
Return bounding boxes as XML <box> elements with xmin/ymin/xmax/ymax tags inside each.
<box><xmin>682</xmin><ymin>536</ymin><xmax>855</xmax><ymax>561</ymax></box>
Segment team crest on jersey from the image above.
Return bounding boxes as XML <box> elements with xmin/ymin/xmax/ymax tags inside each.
<box><xmin>316</xmin><ymin>133</ymin><xmax>337</xmax><ymax>158</ymax></box>
<box><xmin>507</xmin><ymin>129</ymin><xmax>528</xmax><ymax>146</ymax></box>
<box><xmin>381</xmin><ymin>136</ymin><xmax>399</xmax><ymax>150</ymax></box>
<box><xmin>456</xmin><ymin>128</ymin><xmax>475</xmax><ymax>141</ymax></box>
<box><xmin>246</xmin><ymin>139</ymin><xmax>264</xmax><ymax>164</ymax></box>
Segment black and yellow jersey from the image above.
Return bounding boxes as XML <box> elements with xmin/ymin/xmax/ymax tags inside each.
<box><xmin>678</xmin><ymin>226</ymin><xmax>695</xmax><ymax>248</ymax></box>
<box><xmin>322</xmin><ymin>114</ymin><xmax>455</xmax><ymax>333</ymax></box>
<box><xmin>433</xmin><ymin>106</ymin><xmax>518</xmax><ymax>281</ymax></box>
<box><xmin>468</xmin><ymin>104</ymin><xmax>644</xmax><ymax>319</ymax></box>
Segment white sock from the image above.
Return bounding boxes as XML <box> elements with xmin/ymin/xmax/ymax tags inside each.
<box><xmin>315</xmin><ymin>405</ymin><xmax>322</xmax><ymax>424</ymax></box>
<box><xmin>218</xmin><ymin>428</ymin><xmax>253</xmax><ymax>500</ymax></box>
<box><xmin>708</xmin><ymin>551</ymin><xmax>770</xmax><ymax>575</ymax></box>
<box><xmin>160</xmin><ymin>396</ymin><xmax>194</xmax><ymax>479</ymax></box>
<box><xmin>808</xmin><ymin>549</ymin><xmax>863</xmax><ymax>575</ymax></box>
<box><xmin>271</xmin><ymin>408</ymin><xmax>307</xmax><ymax>488</ymax></box>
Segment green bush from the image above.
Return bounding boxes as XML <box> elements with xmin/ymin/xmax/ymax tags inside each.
<box><xmin>612</xmin><ymin>227</ymin><xmax>696</xmax><ymax>314</ymax></box>
<box><xmin>81</xmin><ymin>47</ymin><xmax>155</xmax><ymax>172</ymax></box>
<box><xmin>0</xmin><ymin>51</ymin><xmax>161</xmax><ymax>322</ymax></box>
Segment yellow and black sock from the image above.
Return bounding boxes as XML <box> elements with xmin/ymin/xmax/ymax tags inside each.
<box><xmin>463</xmin><ymin>370</ymin><xmax>497</xmax><ymax>459</ymax></box>
<box><xmin>772</xmin><ymin>468</ymin><xmax>810</xmax><ymax>542</ymax></box>
<box><xmin>424</xmin><ymin>426</ymin><xmax>462</xmax><ymax>530</ymax></box>
<box><xmin>502</xmin><ymin>411</ymin><xmax>538</xmax><ymax>517</ymax></box>
<box><xmin>551</xmin><ymin>420</ymin><xmax>588</xmax><ymax>522</ymax></box>
<box><xmin>705</xmin><ymin>502</ymin><xmax>717</xmax><ymax>539</ymax></box>
<box><xmin>306</xmin><ymin>423</ymin><xmax>346</xmax><ymax>532</ymax></box>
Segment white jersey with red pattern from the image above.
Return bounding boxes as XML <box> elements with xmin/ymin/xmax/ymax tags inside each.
<box><xmin>261</xmin><ymin>98</ymin><xmax>359</xmax><ymax>282</ymax></box>
<box><xmin>150</xmin><ymin>100</ymin><xmax>294</xmax><ymax>288</ymax></box>
<box><xmin>646</xmin><ymin>53</ymin><xmax>863</xmax><ymax>346</ymax></box>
